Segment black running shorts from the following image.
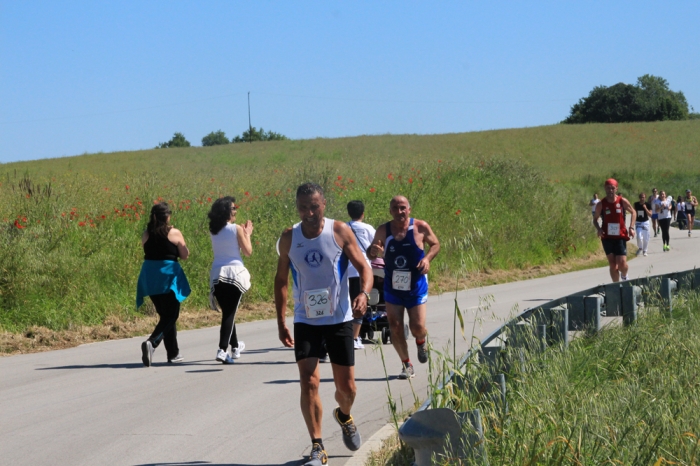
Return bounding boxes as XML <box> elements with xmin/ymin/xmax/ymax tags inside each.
<box><xmin>294</xmin><ymin>321</ymin><xmax>354</xmax><ymax>366</ymax></box>
<box><xmin>601</xmin><ymin>238</ymin><xmax>627</xmax><ymax>256</ymax></box>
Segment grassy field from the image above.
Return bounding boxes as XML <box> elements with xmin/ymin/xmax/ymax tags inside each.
<box><xmin>1</xmin><ymin>120</ymin><xmax>698</xmax><ymax>341</ymax></box>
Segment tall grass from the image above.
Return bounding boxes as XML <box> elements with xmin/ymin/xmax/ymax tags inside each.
<box><xmin>412</xmin><ymin>289</ymin><xmax>700</xmax><ymax>465</ymax></box>
<box><xmin>7</xmin><ymin>119</ymin><xmax>697</xmax><ymax>333</ymax></box>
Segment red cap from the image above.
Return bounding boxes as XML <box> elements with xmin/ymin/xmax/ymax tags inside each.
<box><xmin>605</xmin><ymin>178</ymin><xmax>618</xmax><ymax>188</ymax></box>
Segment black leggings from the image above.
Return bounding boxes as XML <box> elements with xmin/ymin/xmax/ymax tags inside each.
<box><xmin>148</xmin><ymin>291</ymin><xmax>180</xmax><ymax>360</ymax></box>
<box><xmin>659</xmin><ymin>218</ymin><xmax>671</xmax><ymax>245</ymax></box>
<box><xmin>214</xmin><ymin>282</ymin><xmax>243</xmax><ymax>350</ymax></box>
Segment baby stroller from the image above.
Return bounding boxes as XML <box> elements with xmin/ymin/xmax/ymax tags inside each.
<box><xmin>360</xmin><ymin>268</ymin><xmax>410</xmax><ymax>344</ymax></box>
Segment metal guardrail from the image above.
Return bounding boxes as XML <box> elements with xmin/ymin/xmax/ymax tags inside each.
<box><xmin>400</xmin><ymin>268</ymin><xmax>699</xmax><ymax>464</ymax></box>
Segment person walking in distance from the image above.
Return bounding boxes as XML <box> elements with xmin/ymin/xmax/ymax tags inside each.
<box><xmin>634</xmin><ymin>192</ymin><xmax>652</xmax><ymax>256</ymax></box>
<box><xmin>650</xmin><ymin>188</ymin><xmax>660</xmax><ymax>236</ymax></box>
<box><xmin>590</xmin><ymin>193</ymin><xmax>600</xmax><ymax>220</ymax></box>
<box><xmin>208</xmin><ymin>197</ymin><xmax>253</xmax><ymax>364</ymax></box>
<box><xmin>655</xmin><ymin>191</ymin><xmax>673</xmax><ymax>251</ymax></box>
<box><xmin>136</xmin><ymin>202</ymin><xmax>191</xmax><ymax>366</ymax></box>
<box><xmin>685</xmin><ymin>189</ymin><xmax>698</xmax><ymax>236</ymax></box>
<box><xmin>346</xmin><ymin>200</ymin><xmax>376</xmax><ymax>350</ymax></box>
<box><xmin>676</xmin><ymin>196</ymin><xmax>687</xmax><ymax>231</ymax></box>
<box><xmin>367</xmin><ymin>196</ymin><xmax>440</xmax><ymax>379</ymax></box>
<box><xmin>275</xmin><ymin>183</ymin><xmax>373</xmax><ymax>465</ymax></box>
<box><xmin>593</xmin><ymin>179</ymin><xmax>636</xmax><ymax>282</ymax></box>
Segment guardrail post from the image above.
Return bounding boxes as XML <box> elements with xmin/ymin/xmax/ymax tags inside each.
<box><xmin>604</xmin><ymin>283</ymin><xmax>622</xmax><ymax>316</ymax></box>
<box><xmin>567</xmin><ymin>296</ymin><xmax>585</xmax><ymax>331</ymax></box>
<box><xmin>660</xmin><ymin>278</ymin><xmax>677</xmax><ymax>315</ymax></box>
<box><xmin>584</xmin><ymin>296</ymin><xmax>602</xmax><ymax>333</ymax></box>
<box><xmin>621</xmin><ymin>285</ymin><xmax>640</xmax><ymax>325</ymax></box>
<box><xmin>537</xmin><ymin>324</ymin><xmax>547</xmax><ymax>353</ymax></box>
<box><xmin>398</xmin><ymin>408</ymin><xmax>488</xmax><ymax>466</ymax></box>
<box><xmin>549</xmin><ymin>305</ymin><xmax>569</xmax><ymax>348</ymax></box>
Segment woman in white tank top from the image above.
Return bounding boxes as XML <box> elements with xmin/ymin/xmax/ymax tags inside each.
<box><xmin>208</xmin><ymin>197</ymin><xmax>253</xmax><ymax>364</ymax></box>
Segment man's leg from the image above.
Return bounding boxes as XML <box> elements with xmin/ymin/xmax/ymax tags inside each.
<box><xmin>406</xmin><ymin>304</ymin><xmax>427</xmax><ymax>341</ymax></box>
<box><xmin>385</xmin><ymin>303</ymin><xmax>409</xmax><ymax>361</ymax></box>
<box><xmin>298</xmin><ymin>358</ymin><xmax>323</xmax><ymax>440</ymax></box>
<box><xmin>616</xmin><ymin>256</ymin><xmax>628</xmax><ymax>278</ymax></box>
<box><xmin>331</xmin><ymin>364</ymin><xmax>356</xmax><ymax>416</ymax></box>
<box><xmin>606</xmin><ymin>253</ymin><xmax>620</xmax><ymax>282</ymax></box>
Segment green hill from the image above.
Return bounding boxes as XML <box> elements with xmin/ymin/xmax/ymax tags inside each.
<box><xmin>1</xmin><ymin>120</ymin><xmax>698</xmax><ymax>336</ymax></box>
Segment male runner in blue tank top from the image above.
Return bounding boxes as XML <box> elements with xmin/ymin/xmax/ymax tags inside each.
<box><xmin>367</xmin><ymin>195</ymin><xmax>440</xmax><ymax>379</ymax></box>
<box><xmin>275</xmin><ymin>183</ymin><xmax>374</xmax><ymax>466</ymax></box>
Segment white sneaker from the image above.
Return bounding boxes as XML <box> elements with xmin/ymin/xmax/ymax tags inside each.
<box><xmin>621</xmin><ymin>275</ymin><xmax>628</xmax><ymax>281</ymax></box>
<box><xmin>354</xmin><ymin>337</ymin><xmax>364</xmax><ymax>350</ymax></box>
<box><xmin>232</xmin><ymin>341</ymin><xmax>245</xmax><ymax>359</ymax></box>
<box><xmin>216</xmin><ymin>348</ymin><xmax>228</xmax><ymax>363</ymax></box>
<box><xmin>643</xmin><ymin>250</ymin><xmax>648</xmax><ymax>256</ymax></box>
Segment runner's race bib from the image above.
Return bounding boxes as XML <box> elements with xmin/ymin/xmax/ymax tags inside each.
<box><xmin>304</xmin><ymin>288</ymin><xmax>333</xmax><ymax>319</ymax></box>
<box><xmin>607</xmin><ymin>223</ymin><xmax>620</xmax><ymax>236</ymax></box>
<box><xmin>392</xmin><ymin>270</ymin><xmax>411</xmax><ymax>291</ymax></box>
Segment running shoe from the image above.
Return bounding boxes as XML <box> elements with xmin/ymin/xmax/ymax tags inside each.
<box><xmin>167</xmin><ymin>354</ymin><xmax>184</xmax><ymax>363</ymax></box>
<box><xmin>232</xmin><ymin>341</ymin><xmax>245</xmax><ymax>359</ymax></box>
<box><xmin>398</xmin><ymin>362</ymin><xmax>415</xmax><ymax>379</ymax></box>
<box><xmin>303</xmin><ymin>443</ymin><xmax>328</xmax><ymax>466</ymax></box>
<box><xmin>319</xmin><ymin>353</ymin><xmax>329</xmax><ymax>363</ymax></box>
<box><xmin>621</xmin><ymin>275</ymin><xmax>628</xmax><ymax>281</ymax></box>
<box><xmin>416</xmin><ymin>341</ymin><xmax>429</xmax><ymax>364</ymax></box>
<box><xmin>333</xmin><ymin>407</ymin><xmax>362</xmax><ymax>451</ymax></box>
<box><xmin>643</xmin><ymin>251</ymin><xmax>648</xmax><ymax>256</ymax></box>
<box><xmin>141</xmin><ymin>341</ymin><xmax>154</xmax><ymax>367</ymax></box>
<box><xmin>354</xmin><ymin>337</ymin><xmax>364</xmax><ymax>350</ymax></box>
<box><xmin>216</xmin><ymin>348</ymin><xmax>227</xmax><ymax>363</ymax></box>
<box><xmin>689</xmin><ymin>231</ymin><xmax>692</xmax><ymax>237</ymax></box>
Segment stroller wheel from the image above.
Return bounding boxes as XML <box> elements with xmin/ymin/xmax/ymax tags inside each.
<box><xmin>381</xmin><ymin>327</ymin><xmax>390</xmax><ymax>344</ymax></box>
<box><xmin>367</xmin><ymin>327</ymin><xmax>375</xmax><ymax>341</ymax></box>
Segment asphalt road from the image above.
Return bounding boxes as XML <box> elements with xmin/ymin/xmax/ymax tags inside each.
<box><xmin>2</xmin><ymin>227</ymin><xmax>699</xmax><ymax>466</ymax></box>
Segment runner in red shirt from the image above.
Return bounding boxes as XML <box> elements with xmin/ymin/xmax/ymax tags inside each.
<box><xmin>593</xmin><ymin>178</ymin><xmax>637</xmax><ymax>282</ymax></box>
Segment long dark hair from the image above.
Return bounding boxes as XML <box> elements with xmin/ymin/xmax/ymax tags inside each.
<box><xmin>147</xmin><ymin>202</ymin><xmax>172</xmax><ymax>238</ymax></box>
<box><xmin>208</xmin><ymin>196</ymin><xmax>235</xmax><ymax>235</ymax></box>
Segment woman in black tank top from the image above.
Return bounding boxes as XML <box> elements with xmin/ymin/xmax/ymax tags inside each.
<box><xmin>137</xmin><ymin>202</ymin><xmax>191</xmax><ymax>367</ymax></box>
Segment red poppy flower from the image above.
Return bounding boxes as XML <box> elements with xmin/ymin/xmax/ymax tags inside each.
<box><xmin>14</xmin><ymin>220</ymin><xmax>24</xmax><ymax>229</ymax></box>
<box><xmin>78</xmin><ymin>222</ymin><xmax>86</xmax><ymax>227</ymax></box>
<box><xmin>369</xmin><ymin>188</ymin><xmax>376</xmax><ymax>193</ymax></box>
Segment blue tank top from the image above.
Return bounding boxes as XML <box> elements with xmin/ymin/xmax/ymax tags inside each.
<box><xmin>383</xmin><ymin>218</ymin><xmax>428</xmax><ymax>296</ymax></box>
<box><xmin>287</xmin><ymin>218</ymin><xmax>352</xmax><ymax>325</ymax></box>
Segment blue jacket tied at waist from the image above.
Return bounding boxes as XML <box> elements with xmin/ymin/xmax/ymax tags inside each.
<box><xmin>136</xmin><ymin>260</ymin><xmax>191</xmax><ymax>308</ymax></box>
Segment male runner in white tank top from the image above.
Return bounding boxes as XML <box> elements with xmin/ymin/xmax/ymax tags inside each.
<box><xmin>275</xmin><ymin>183</ymin><xmax>373</xmax><ymax>466</ymax></box>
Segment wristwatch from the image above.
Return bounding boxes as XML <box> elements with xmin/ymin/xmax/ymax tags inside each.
<box><xmin>362</xmin><ymin>290</ymin><xmax>371</xmax><ymax>301</ymax></box>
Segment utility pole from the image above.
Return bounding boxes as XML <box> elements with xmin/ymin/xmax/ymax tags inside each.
<box><xmin>247</xmin><ymin>91</ymin><xmax>252</xmax><ymax>144</ymax></box>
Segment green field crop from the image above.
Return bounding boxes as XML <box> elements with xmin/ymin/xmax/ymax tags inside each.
<box><xmin>3</xmin><ymin>120</ymin><xmax>697</xmax><ymax>333</ymax></box>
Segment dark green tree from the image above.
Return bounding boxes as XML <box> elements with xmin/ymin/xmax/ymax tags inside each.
<box><xmin>156</xmin><ymin>132</ymin><xmax>191</xmax><ymax>148</ymax></box>
<box><xmin>202</xmin><ymin>130</ymin><xmax>230</xmax><ymax>146</ymax></box>
<box><xmin>231</xmin><ymin>127</ymin><xmax>288</xmax><ymax>143</ymax></box>
<box><xmin>563</xmin><ymin>75</ymin><xmax>690</xmax><ymax>124</ymax></box>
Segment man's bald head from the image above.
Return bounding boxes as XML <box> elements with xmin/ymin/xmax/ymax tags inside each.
<box><xmin>390</xmin><ymin>196</ymin><xmax>410</xmax><ymax>209</ymax></box>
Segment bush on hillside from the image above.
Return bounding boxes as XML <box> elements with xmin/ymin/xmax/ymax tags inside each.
<box><xmin>231</xmin><ymin>127</ymin><xmax>288</xmax><ymax>143</ymax></box>
<box><xmin>202</xmin><ymin>130</ymin><xmax>230</xmax><ymax>146</ymax></box>
<box><xmin>156</xmin><ymin>132</ymin><xmax>191</xmax><ymax>149</ymax></box>
<box><xmin>564</xmin><ymin>74</ymin><xmax>690</xmax><ymax>124</ymax></box>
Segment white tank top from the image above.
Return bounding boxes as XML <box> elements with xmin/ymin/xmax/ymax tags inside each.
<box><xmin>210</xmin><ymin>223</ymin><xmax>244</xmax><ymax>269</ymax></box>
<box><xmin>288</xmin><ymin>218</ymin><xmax>351</xmax><ymax>325</ymax></box>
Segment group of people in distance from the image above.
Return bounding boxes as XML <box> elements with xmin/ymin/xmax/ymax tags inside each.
<box><xmin>591</xmin><ymin>179</ymin><xmax>697</xmax><ymax>283</ymax></box>
<box><xmin>135</xmin><ymin>182</ymin><xmax>440</xmax><ymax>465</ymax></box>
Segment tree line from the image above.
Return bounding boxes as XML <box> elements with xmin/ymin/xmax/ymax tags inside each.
<box><xmin>564</xmin><ymin>74</ymin><xmax>699</xmax><ymax>124</ymax></box>
<box><xmin>156</xmin><ymin>127</ymin><xmax>288</xmax><ymax>149</ymax></box>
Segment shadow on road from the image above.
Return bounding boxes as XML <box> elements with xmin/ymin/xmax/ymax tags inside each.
<box><xmin>134</xmin><ymin>461</ymin><xmax>303</xmax><ymax>466</ymax></box>
<box><xmin>265</xmin><ymin>376</ymin><xmax>394</xmax><ymax>384</ymax></box>
<box><xmin>35</xmin><ymin>360</ymin><xmax>220</xmax><ymax>371</ymax></box>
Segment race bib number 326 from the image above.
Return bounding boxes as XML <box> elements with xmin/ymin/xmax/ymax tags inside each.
<box><xmin>304</xmin><ymin>288</ymin><xmax>333</xmax><ymax>319</ymax></box>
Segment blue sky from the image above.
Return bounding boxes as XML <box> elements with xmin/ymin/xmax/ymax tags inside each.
<box><xmin>1</xmin><ymin>1</ymin><xmax>698</xmax><ymax>163</ymax></box>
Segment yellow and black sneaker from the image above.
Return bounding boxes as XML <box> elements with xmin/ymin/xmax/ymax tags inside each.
<box><xmin>303</xmin><ymin>442</ymin><xmax>328</xmax><ymax>466</ymax></box>
<box><xmin>333</xmin><ymin>407</ymin><xmax>362</xmax><ymax>451</ymax></box>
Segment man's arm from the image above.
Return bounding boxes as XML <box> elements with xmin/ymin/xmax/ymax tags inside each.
<box><xmin>334</xmin><ymin>222</ymin><xmax>370</xmax><ymax>318</ymax></box>
<box><xmin>593</xmin><ymin>202</ymin><xmax>603</xmax><ymax>237</ymax></box>
<box><xmin>367</xmin><ymin>224</ymin><xmax>386</xmax><ymax>260</ymax></box>
<box><xmin>622</xmin><ymin>198</ymin><xmax>636</xmax><ymax>238</ymax></box>
<box><xmin>416</xmin><ymin>220</ymin><xmax>440</xmax><ymax>274</ymax></box>
<box><xmin>274</xmin><ymin>228</ymin><xmax>294</xmax><ymax>347</ymax></box>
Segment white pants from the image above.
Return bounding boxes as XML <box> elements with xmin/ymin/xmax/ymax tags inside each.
<box><xmin>636</xmin><ymin>221</ymin><xmax>650</xmax><ymax>252</ymax></box>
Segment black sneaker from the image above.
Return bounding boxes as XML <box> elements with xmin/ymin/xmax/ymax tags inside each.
<box><xmin>416</xmin><ymin>341</ymin><xmax>428</xmax><ymax>364</ymax></box>
<box><xmin>303</xmin><ymin>442</ymin><xmax>328</xmax><ymax>466</ymax></box>
<box><xmin>333</xmin><ymin>407</ymin><xmax>362</xmax><ymax>451</ymax></box>
<box><xmin>141</xmin><ymin>341</ymin><xmax>154</xmax><ymax>367</ymax></box>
